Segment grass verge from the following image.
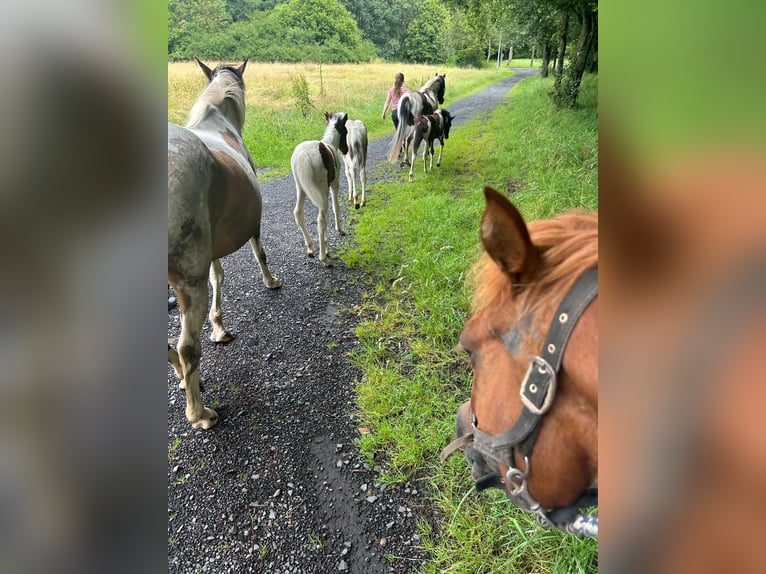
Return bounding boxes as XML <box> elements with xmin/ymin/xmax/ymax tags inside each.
<box><xmin>341</xmin><ymin>73</ymin><xmax>598</xmax><ymax>572</ymax></box>
<box><xmin>169</xmin><ymin>62</ymin><xmax>515</xmax><ymax>180</ymax></box>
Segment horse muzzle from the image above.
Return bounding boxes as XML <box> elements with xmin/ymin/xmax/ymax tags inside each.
<box><xmin>447</xmin><ymin>402</ymin><xmax>504</xmax><ymax>491</ymax></box>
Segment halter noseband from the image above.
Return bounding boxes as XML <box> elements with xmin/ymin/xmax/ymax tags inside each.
<box><xmin>442</xmin><ymin>267</ymin><xmax>599</xmax><ymax>537</ymax></box>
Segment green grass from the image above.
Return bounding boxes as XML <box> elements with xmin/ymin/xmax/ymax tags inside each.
<box><xmin>169</xmin><ymin>62</ymin><xmax>516</xmax><ymax>180</ymax></box>
<box><xmin>341</xmin><ymin>73</ymin><xmax>598</xmax><ymax>572</ymax></box>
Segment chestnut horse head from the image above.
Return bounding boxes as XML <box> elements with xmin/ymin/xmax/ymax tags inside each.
<box><xmin>443</xmin><ymin>187</ymin><xmax>598</xmax><ymax>536</ymax></box>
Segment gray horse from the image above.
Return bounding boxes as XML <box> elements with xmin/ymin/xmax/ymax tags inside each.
<box><xmin>168</xmin><ymin>58</ymin><xmax>281</xmax><ymax>429</ymax></box>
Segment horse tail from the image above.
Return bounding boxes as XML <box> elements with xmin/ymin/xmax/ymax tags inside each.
<box><xmin>387</xmin><ymin>96</ymin><xmax>411</xmax><ymax>163</ymax></box>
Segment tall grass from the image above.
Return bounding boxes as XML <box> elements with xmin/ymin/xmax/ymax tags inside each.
<box><xmin>342</xmin><ymin>73</ymin><xmax>598</xmax><ymax>572</ymax></box>
<box><xmin>168</xmin><ymin>61</ymin><xmax>514</xmax><ymax>178</ymax></box>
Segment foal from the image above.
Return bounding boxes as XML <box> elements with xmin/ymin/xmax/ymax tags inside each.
<box><xmin>408</xmin><ymin>109</ymin><xmax>454</xmax><ymax>183</ymax></box>
<box><xmin>290</xmin><ymin>112</ymin><xmax>349</xmax><ymax>266</ymax></box>
<box><xmin>341</xmin><ymin>119</ymin><xmax>368</xmax><ymax>209</ymax></box>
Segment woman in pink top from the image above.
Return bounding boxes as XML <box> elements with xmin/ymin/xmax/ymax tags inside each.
<box><xmin>381</xmin><ymin>72</ymin><xmax>409</xmax><ymax>129</ymax></box>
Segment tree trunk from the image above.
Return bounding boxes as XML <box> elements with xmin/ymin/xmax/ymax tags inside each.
<box><xmin>530</xmin><ymin>45</ymin><xmax>535</xmax><ymax>66</ymax></box>
<box><xmin>555</xmin><ymin>10</ymin><xmax>570</xmax><ymax>85</ymax></box>
<box><xmin>508</xmin><ymin>44</ymin><xmax>513</xmax><ymax>65</ymax></box>
<box><xmin>541</xmin><ymin>42</ymin><xmax>551</xmax><ymax>78</ymax></box>
<box><xmin>496</xmin><ymin>30</ymin><xmax>503</xmax><ymax>70</ymax></box>
<box><xmin>553</xmin><ymin>4</ymin><xmax>596</xmax><ymax>108</ymax></box>
<box><xmin>586</xmin><ymin>17</ymin><xmax>598</xmax><ymax>72</ymax></box>
<box><xmin>487</xmin><ymin>37</ymin><xmax>492</xmax><ymax>62</ymax></box>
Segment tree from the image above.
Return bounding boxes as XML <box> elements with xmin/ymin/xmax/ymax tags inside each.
<box><xmin>169</xmin><ymin>0</ymin><xmax>230</xmax><ymax>59</ymax></box>
<box><xmin>551</xmin><ymin>0</ymin><xmax>596</xmax><ymax>108</ymax></box>
<box><xmin>404</xmin><ymin>0</ymin><xmax>451</xmax><ymax>63</ymax></box>
<box><xmin>273</xmin><ymin>0</ymin><xmax>364</xmax><ymax>49</ymax></box>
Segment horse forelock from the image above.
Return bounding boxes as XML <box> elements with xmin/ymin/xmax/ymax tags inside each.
<box><xmin>186</xmin><ymin>69</ymin><xmax>246</xmax><ymax>132</ymax></box>
<box><xmin>469</xmin><ymin>211</ymin><xmax>598</xmax><ymax>316</ymax></box>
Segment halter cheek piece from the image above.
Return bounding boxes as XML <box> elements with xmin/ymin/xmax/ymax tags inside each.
<box><xmin>442</xmin><ymin>267</ymin><xmax>599</xmax><ymax>537</ymax></box>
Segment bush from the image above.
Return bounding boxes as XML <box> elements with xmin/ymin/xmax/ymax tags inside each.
<box><xmin>449</xmin><ymin>46</ymin><xmax>484</xmax><ymax>68</ymax></box>
<box><xmin>290</xmin><ymin>73</ymin><xmax>314</xmax><ymax>117</ymax></box>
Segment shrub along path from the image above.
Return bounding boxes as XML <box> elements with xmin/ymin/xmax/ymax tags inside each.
<box><xmin>167</xmin><ymin>68</ymin><xmax>539</xmax><ymax>573</ymax></box>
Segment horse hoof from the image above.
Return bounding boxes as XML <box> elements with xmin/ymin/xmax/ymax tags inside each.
<box><xmin>321</xmin><ymin>258</ymin><xmax>333</xmax><ymax>268</ymax></box>
<box><xmin>355</xmin><ymin>203</ymin><xmax>360</xmax><ymax>210</ymax></box>
<box><xmin>307</xmin><ymin>251</ymin><xmax>315</xmax><ymax>258</ymax></box>
<box><xmin>211</xmin><ymin>331</ymin><xmax>234</xmax><ymax>344</ymax></box>
<box><xmin>265</xmin><ymin>277</ymin><xmax>283</xmax><ymax>289</ymax></box>
<box><xmin>191</xmin><ymin>407</ymin><xmax>219</xmax><ymax>429</ymax></box>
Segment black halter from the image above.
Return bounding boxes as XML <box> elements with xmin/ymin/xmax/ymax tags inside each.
<box><xmin>442</xmin><ymin>267</ymin><xmax>599</xmax><ymax>536</ymax></box>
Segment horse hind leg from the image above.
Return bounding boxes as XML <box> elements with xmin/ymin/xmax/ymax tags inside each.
<box><xmin>173</xmin><ymin>280</ymin><xmax>219</xmax><ymax>429</ymax></box>
<box><xmin>436</xmin><ymin>140</ymin><xmax>444</xmax><ymax>167</ymax></box>
<box><xmin>329</xmin><ymin>180</ymin><xmax>346</xmax><ymax>237</ymax></box>
<box><xmin>344</xmin><ymin>157</ymin><xmax>358</xmax><ymax>209</ymax></box>
<box><xmin>208</xmin><ymin>259</ymin><xmax>234</xmax><ymax>343</ymax></box>
<box><xmin>248</xmin><ymin>237</ymin><xmax>282</xmax><ymax>289</ymax></box>
<box><xmin>359</xmin><ymin>160</ymin><xmax>367</xmax><ymax>206</ymax></box>
<box><xmin>293</xmin><ymin>184</ymin><xmax>316</xmax><ymax>258</ymax></box>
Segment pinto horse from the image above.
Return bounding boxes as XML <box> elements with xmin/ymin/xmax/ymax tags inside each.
<box><xmin>341</xmin><ymin>118</ymin><xmax>368</xmax><ymax>209</ymax></box>
<box><xmin>290</xmin><ymin>111</ymin><xmax>349</xmax><ymax>266</ymax></box>
<box><xmin>408</xmin><ymin>109</ymin><xmax>454</xmax><ymax>183</ymax></box>
<box><xmin>442</xmin><ymin>187</ymin><xmax>598</xmax><ymax>536</ymax></box>
<box><xmin>387</xmin><ymin>73</ymin><xmax>446</xmax><ymax>164</ymax></box>
<box><xmin>168</xmin><ymin>58</ymin><xmax>282</xmax><ymax>430</ymax></box>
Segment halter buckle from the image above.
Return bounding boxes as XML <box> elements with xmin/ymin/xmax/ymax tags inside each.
<box><xmin>520</xmin><ymin>356</ymin><xmax>557</xmax><ymax>415</ymax></box>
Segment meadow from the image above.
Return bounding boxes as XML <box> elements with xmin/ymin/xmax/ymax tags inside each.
<box><xmin>168</xmin><ymin>61</ymin><xmax>597</xmax><ymax>572</ymax></box>
<box><xmin>169</xmin><ymin>61</ymin><xmax>515</xmax><ymax>178</ymax></box>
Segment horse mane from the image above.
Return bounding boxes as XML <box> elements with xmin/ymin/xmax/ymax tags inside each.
<box><xmin>469</xmin><ymin>210</ymin><xmax>598</xmax><ymax>316</ymax></box>
<box><xmin>186</xmin><ymin>69</ymin><xmax>246</xmax><ymax>133</ymax></box>
<box><xmin>421</xmin><ymin>75</ymin><xmax>442</xmax><ymax>93</ymax></box>
<box><xmin>322</xmin><ymin>112</ymin><xmax>344</xmax><ymax>143</ymax></box>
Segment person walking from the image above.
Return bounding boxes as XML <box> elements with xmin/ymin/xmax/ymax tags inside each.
<box><xmin>381</xmin><ymin>72</ymin><xmax>409</xmax><ymax>129</ymax></box>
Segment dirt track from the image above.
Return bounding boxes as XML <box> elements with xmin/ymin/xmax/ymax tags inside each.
<box><xmin>167</xmin><ymin>68</ymin><xmax>539</xmax><ymax>573</ymax></box>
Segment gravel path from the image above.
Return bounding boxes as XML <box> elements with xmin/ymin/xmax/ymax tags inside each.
<box><xmin>168</xmin><ymin>68</ymin><xmax>539</xmax><ymax>574</ymax></box>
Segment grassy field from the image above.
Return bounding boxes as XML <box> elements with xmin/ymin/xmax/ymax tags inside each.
<box><xmin>169</xmin><ymin>61</ymin><xmax>515</xmax><ymax>178</ymax></box>
<box><xmin>168</xmin><ymin>62</ymin><xmax>597</xmax><ymax>572</ymax></box>
<box><xmin>341</xmin><ymin>73</ymin><xmax>598</xmax><ymax>572</ymax></box>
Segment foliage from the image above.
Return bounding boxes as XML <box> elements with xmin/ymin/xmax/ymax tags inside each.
<box><xmin>169</xmin><ymin>0</ymin><xmax>375</xmax><ymax>63</ymax></box>
<box><xmin>168</xmin><ymin>0</ymin><xmax>230</xmax><ymax>58</ymax></box>
<box><xmin>341</xmin><ymin>0</ymin><xmax>420</xmax><ymax>61</ymax></box>
<box><xmin>274</xmin><ymin>0</ymin><xmax>362</xmax><ymax>48</ymax></box>
<box><xmin>403</xmin><ymin>0</ymin><xmax>452</xmax><ymax>64</ymax></box>
<box><xmin>290</xmin><ymin>73</ymin><xmax>315</xmax><ymax>116</ymax></box>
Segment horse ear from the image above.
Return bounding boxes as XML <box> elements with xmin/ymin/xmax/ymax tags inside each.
<box><xmin>342</xmin><ymin>113</ymin><xmax>348</xmax><ymax>122</ymax></box>
<box><xmin>237</xmin><ymin>59</ymin><xmax>248</xmax><ymax>76</ymax></box>
<box><xmin>324</xmin><ymin>111</ymin><xmax>331</xmax><ymax>123</ymax></box>
<box><xmin>480</xmin><ymin>187</ymin><xmax>538</xmax><ymax>279</ymax></box>
<box><xmin>194</xmin><ymin>56</ymin><xmax>213</xmax><ymax>81</ymax></box>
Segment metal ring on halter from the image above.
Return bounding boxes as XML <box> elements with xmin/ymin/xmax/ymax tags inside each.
<box><xmin>520</xmin><ymin>356</ymin><xmax>557</xmax><ymax>415</ymax></box>
<box><xmin>505</xmin><ymin>455</ymin><xmax>530</xmax><ymax>496</ymax></box>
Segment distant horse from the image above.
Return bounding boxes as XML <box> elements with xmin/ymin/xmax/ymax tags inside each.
<box><xmin>168</xmin><ymin>58</ymin><xmax>282</xmax><ymax>430</ymax></box>
<box><xmin>387</xmin><ymin>73</ymin><xmax>446</xmax><ymax>164</ymax></box>
<box><xmin>341</xmin><ymin>119</ymin><xmax>368</xmax><ymax>209</ymax></box>
<box><xmin>442</xmin><ymin>187</ymin><xmax>598</xmax><ymax>537</ymax></box>
<box><xmin>408</xmin><ymin>109</ymin><xmax>454</xmax><ymax>183</ymax></box>
<box><xmin>290</xmin><ymin>111</ymin><xmax>349</xmax><ymax>266</ymax></box>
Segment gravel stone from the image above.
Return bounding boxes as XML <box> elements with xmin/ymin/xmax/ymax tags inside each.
<box><xmin>168</xmin><ymin>70</ymin><xmax>539</xmax><ymax>573</ymax></box>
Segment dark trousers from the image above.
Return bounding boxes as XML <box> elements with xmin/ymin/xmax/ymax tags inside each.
<box><xmin>391</xmin><ymin>109</ymin><xmax>400</xmax><ymax>129</ymax></box>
